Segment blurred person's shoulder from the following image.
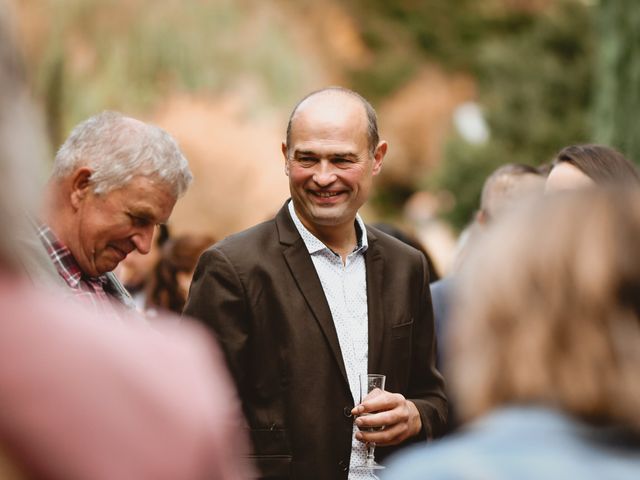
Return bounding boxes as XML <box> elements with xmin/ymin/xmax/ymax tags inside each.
<box><xmin>383</xmin><ymin>407</ymin><xmax>640</xmax><ymax>480</ymax></box>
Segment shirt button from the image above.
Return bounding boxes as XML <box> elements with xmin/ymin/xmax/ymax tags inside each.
<box><xmin>343</xmin><ymin>406</ymin><xmax>353</xmax><ymax>418</ymax></box>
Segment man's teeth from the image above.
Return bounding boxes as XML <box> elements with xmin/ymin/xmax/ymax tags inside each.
<box><xmin>316</xmin><ymin>192</ymin><xmax>338</xmax><ymax>198</ymax></box>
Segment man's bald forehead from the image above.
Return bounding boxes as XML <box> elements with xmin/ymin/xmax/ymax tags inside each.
<box><xmin>294</xmin><ymin>88</ymin><xmax>364</xmax><ymax>115</ymax></box>
<box><xmin>285</xmin><ymin>87</ymin><xmax>380</xmax><ymax>154</ymax></box>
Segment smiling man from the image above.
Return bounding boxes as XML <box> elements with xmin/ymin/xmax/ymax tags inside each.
<box><xmin>185</xmin><ymin>87</ymin><xmax>447</xmax><ymax>479</ymax></box>
<box><xmin>31</xmin><ymin>111</ymin><xmax>192</xmax><ymax>316</ymax></box>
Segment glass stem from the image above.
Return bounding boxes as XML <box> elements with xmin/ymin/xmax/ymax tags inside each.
<box><xmin>366</xmin><ymin>442</ymin><xmax>376</xmax><ymax>464</ymax></box>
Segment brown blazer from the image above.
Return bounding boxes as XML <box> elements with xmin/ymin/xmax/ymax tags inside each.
<box><xmin>184</xmin><ymin>202</ymin><xmax>447</xmax><ymax>479</ymax></box>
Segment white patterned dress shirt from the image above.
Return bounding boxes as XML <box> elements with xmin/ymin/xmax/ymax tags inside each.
<box><xmin>288</xmin><ymin>201</ymin><xmax>375</xmax><ymax>480</ymax></box>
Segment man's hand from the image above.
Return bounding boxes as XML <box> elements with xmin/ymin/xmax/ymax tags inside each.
<box><xmin>350</xmin><ymin>389</ymin><xmax>422</xmax><ymax>446</ymax></box>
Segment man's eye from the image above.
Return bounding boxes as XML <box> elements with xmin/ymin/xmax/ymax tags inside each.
<box><xmin>298</xmin><ymin>157</ymin><xmax>317</xmax><ymax>165</ymax></box>
<box><xmin>130</xmin><ymin>214</ymin><xmax>150</xmax><ymax>227</ymax></box>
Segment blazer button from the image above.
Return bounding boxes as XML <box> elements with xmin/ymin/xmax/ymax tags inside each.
<box><xmin>343</xmin><ymin>406</ymin><xmax>353</xmax><ymax>418</ymax></box>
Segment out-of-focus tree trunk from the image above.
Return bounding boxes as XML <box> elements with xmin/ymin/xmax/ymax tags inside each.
<box><xmin>593</xmin><ymin>0</ymin><xmax>640</xmax><ymax>164</ymax></box>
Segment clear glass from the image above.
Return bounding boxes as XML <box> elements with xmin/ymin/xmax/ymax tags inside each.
<box><xmin>354</xmin><ymin>373</ymin><xmax>386</xmax><ymax>472</ymax></box>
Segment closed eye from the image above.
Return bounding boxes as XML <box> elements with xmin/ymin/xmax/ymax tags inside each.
<box><xmin>129</xmin><ymin>213</ymin><xmax>152</xmax><ymax>228</ymax></box>
<box><xmin>297</xmin><ymin>156</ymin><xmax>318</xmax><ymax>166</ymax></box>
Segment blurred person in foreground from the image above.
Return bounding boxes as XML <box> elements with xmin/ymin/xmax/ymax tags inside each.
<box><xmin>0</xmin><ymin>3</ymin><xmax>250</xmax><ymax>479</ymax></box>
<box><xmin>431</xmin><ymin>163</ymin><xmax>545</xmax><ymax>367</ymax></box>
<box><xmin>145</xmin><ymin>233</ymin><xmax>215</xmax><ymax>315</ymax></box>
<box><xmin>545</xmin><ymin>143</ymin><xmax>640</xmax><ymax>192</ymax></box>
<box><xmin>384</xmin><ymin>187</ymin><xmax>640</xmax><ymax>480</ymax></box>
<box><xmin>116</xmin><ymin>223</ymin><xmax>171</xmax><ymax>310</ymax></box>
<box><xmin>21</xmin><ymin>109</ymin><xmax>192</xmax><ymax>318</ymax></box>
<box><xmin>185</xmin><ymin>86</ymin><xmax>446</xmax><ymax>479</ymax></box>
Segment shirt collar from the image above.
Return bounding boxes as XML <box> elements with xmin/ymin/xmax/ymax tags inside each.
<box><xmin>287</xmin><ymin>200</ymin><xmax>368</xmax><ymax>255</ymax></box>
<box><xmin>37</xmin><ymin>223</ymin><xmax>108</xmax><ymax>289</ymax></box>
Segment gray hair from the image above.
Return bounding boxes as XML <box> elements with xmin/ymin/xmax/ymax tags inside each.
<box><xmin>53</xmin><ymin>111</ymin><xmax>193</xmax><ymax>197</ymax></box>
<box><xmin>285</xmin><ymin>86</ymin><xmax>380</xmax><ymax>156</ymax></box>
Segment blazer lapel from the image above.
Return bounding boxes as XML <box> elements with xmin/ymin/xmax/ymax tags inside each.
<box><xmin>365</xmin><ymin>228</ymin><xmax>385</xmax><ymax>373</ymax></box>
<box><xmin>276</xmin><ymin>203</ymin><xmax>349</xmax><ymax>386</ymax></box>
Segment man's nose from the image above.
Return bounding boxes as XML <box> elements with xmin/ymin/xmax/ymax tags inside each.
<box><xmin>132</xmin><ymin>226</ymin><xmax>154</xmax><ymax>255</ymax></box>
<box><xmin>312</xmin><ymin>161</ymin><xmax>337</xmax><ymax>186</ymax></box>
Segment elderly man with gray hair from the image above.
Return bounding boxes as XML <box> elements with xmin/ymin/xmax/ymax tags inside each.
<box><xmin>26</xmin><ymin>111</ymin><xmax>192</xmax><ymax>315</ymax></box>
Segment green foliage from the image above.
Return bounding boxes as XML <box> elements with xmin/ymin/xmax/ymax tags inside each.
<box><xmin>349</xmin><ymin>0</ymin><xmax>595</xmax><ymax>230</ymax></box>
<box><xmin>346</xmin><ymin>0</ymin><xmax>485</xmax><ymax>99</ymax></box>
<box><xmin>427</xmin><ymin>140</ymin><xmax>506</xmax><ymax>230</ymax></box>
<box><xmin>593</xmin><ymin>0</ymin><xmax>640</xmax><ymax>165</ymax></box>
<box><xmin>436</xmin><ymin>1</ymin><xmax>595</xmax><ymax>229</ymax></box>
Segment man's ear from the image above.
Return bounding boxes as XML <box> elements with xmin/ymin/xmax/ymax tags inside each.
<box><xmin>372</xmin><ymin>141</ymin><xmax>387</xmax><ymax>176</ymax></box>
<box><xmin>282</xmin><ymin>142</ymin><xmax>290</xmax><ymax>176</ymax></box>
<box><xmin>69</xmin><ymin>167</ymin><xmax>93</xmax><ymax>209</ymax></box>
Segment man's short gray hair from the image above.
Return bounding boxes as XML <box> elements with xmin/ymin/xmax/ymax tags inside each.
<box><xmin>52</xmin><ymin>111</ymin><xmax>193</xmax><ymax>197</ymax></box>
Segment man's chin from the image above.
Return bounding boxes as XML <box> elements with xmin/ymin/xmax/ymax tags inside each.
<box><xmin>93</xmin><ymin>259</ymin><xmax>119</xmax><ymax>277</ymax></box>
<box><xmin>308</xmin><ymin>211</ymin><xmax>350</xmax><ymax>227</ymax></box>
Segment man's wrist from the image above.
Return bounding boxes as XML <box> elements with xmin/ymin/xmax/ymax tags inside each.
<box><xmin>407</xmin><ymin>400</ymin><xmax>423</xmax><ymax>438</ymax></box>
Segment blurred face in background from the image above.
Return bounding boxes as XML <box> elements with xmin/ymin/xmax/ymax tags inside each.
<box><xmin>545</xmin><ymin>162</ymin><xmax>594</xmax><ymax>193</ymax></box>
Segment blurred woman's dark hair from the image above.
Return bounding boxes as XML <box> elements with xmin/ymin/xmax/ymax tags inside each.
<box><xmin>552</xmin><ymin>144</ymin><xmax>640</xmax><ymax>186</ymax></box>
<box><xmin>146</xmin><ymin>233</ymin><xmax>215</xmax><ymax>314</ymax></box>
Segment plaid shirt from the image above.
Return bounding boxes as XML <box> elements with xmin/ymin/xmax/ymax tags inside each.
<box><xmin>37</xmin><ymin>223</ymin><xmax>122</xmax><ymax>318</ymax></box>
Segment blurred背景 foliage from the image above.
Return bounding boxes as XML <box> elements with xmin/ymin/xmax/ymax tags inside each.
<box><xmin>593</xmin><ymin>0</ymin><xmax>640</xmax><ymax>167</ymax></box>
<box><xmin>18</xmin><ymin>0</ymin><xmax>619</xmax><ymax>234</ymax></box>
<box><xmin>24</xmin><ymin>0</ymin><xmax>309</xmax><ymax>147</ymax></box>
<box><xmin>346</xmin><ymin>0</ymin><xmax>595</xmax><ymax>230</ymax></box>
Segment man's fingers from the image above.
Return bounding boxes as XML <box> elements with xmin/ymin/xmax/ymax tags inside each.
<box><xmin>359</xmin><ymin>391</ymin><xmax>406</xmax><ymax>413</ymax></box>
<box><xmin>360</xmin><ymin>387</ymin><xmax>385</xmax><ymax>403</ymax></box>
<box><xmin>355</xmin><ymin>409</ymin><xmax>402</xmax><ymax>429</ymax></box>
<box><xmin>353</xmin><ymin>395</ymin><xmax>421</xmax><ymax>446</ymax></box>
<box><xmin>352</xmin><ymin>389</ymin><xmax>398</xmax><ymax>416</ymax></box>
<box><xmin>355</xmin><ymin>421</ymin><xmax>409</xmax><ymax>446</ymax></box>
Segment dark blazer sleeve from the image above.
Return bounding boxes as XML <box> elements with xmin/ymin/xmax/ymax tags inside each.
<box><xmin>183</xmin><ymin>247</ymin><xmax>250</xmax><ymax>390</ymax></box>
<box><xmin>407</xmin><ymin>253</ymin><xmax>448</xmax><ymax>439</ymax></box>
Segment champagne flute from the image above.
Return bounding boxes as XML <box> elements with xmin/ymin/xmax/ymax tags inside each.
<box><xmin>354</xmin><ymin>373</ymin><xmax>386</xmax><ymax>471</ymax></box>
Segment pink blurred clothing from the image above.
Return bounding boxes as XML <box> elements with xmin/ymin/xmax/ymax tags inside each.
<box><xmin>0</xmin><ymin>274</ymin><xmax>251</xmax><ymax>480</ymax></box>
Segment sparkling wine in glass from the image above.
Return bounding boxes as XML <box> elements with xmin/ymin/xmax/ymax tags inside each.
<box><xmin>355</xmin><ymin>373</ymin><xmax>386</xmax><ymax>471</ymax></box>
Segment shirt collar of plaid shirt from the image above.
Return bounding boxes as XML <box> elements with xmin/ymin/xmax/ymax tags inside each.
<box><xmin>37</xmin><ymin>223</ymin><xmax>108</xmax><ymax>289</ymax></box>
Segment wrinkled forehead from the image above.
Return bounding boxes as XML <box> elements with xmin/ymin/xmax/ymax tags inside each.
<box><xmin>115</xmin><ymin>176</ymin><xmax>177</xmax><ymax>221</ymax></box>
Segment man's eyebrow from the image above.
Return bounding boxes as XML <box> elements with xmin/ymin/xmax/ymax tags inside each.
<box><xmin>129</xmin><ymin>207</ymin><xmax>155</xmax><ymax>220</ymax></box>
<box><xmin>293</xmin><ymin>150</ymin><xmax>358</xmax><ymax>159</ymax></box>
<box><xmin>293</xmin><ymin>150</ymin><xmax>318</xmax><ymax>157</ymax></box>
<box><xmin>331</xmin><ymin>152</ymin><xmax>358</xmax><ymax>159</ymax></box>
